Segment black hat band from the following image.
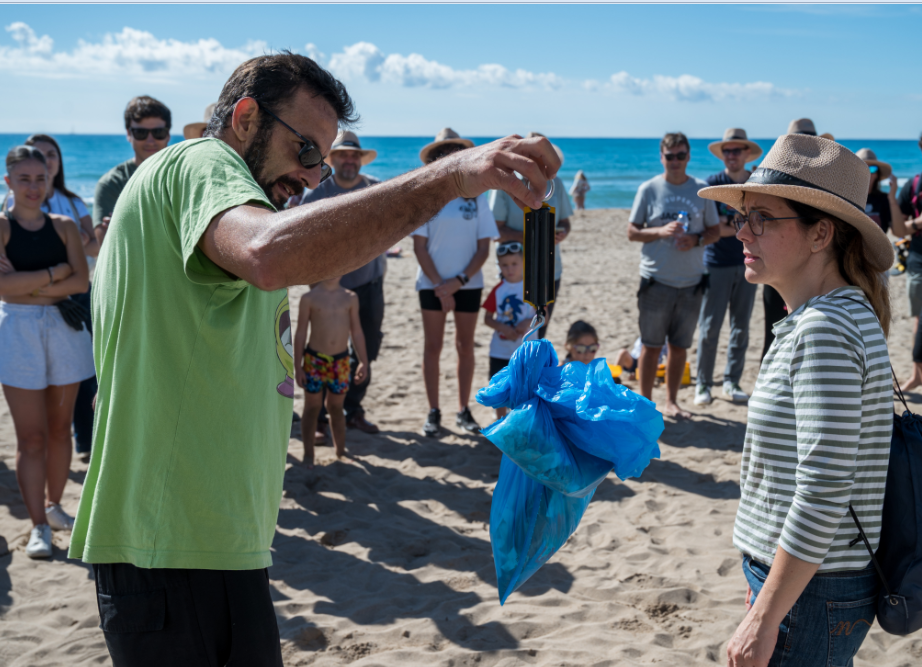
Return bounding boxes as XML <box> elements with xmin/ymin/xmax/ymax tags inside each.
<box><xmin>747</xmin><ymin>167</ymin><xmax>862</xmax><ymax>211</ymax></box>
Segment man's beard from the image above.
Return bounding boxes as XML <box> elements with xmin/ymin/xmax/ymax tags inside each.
<box><xmin>337</xmin><ymin>163</ymin><xmax>359</xmax><ymax>182</ymax></box>
<box><xmin>243</xmin><ymin>126</ymin><xmax>303</xmax><ymax>209</ymax></box>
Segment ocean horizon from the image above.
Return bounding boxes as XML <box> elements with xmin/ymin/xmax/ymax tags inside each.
<box><xmin>3</xmin><ymin>134</ymin><xmax>919</xmax><ymax>210</ymax></box>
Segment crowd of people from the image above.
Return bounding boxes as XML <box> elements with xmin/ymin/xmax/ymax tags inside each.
<box><xmin>1</xmin><ymin>49</ymin><xmax>920</xmax><ymax>666</ymax></box>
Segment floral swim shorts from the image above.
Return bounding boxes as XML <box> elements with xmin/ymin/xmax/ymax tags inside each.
<box><xmin>302</xmin><ymin>347</ymin><xmax>351</xmax><ymax>394</ymax></box>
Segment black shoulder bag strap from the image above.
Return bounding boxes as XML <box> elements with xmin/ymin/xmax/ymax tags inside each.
<box><xmin>835</xmin><ymin>294</ymin><xmax>902</xmax><ymax>600</ymax></box>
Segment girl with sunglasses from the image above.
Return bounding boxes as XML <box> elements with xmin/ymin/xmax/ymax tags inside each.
<box><xmin>562</xmin><ymin>320</ymin><xmax>600</xmax><ymax>365</ymax></box>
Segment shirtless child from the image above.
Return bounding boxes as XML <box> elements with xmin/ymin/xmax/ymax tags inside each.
<box><xmin>294</xmin><ymin>277</ymin><xmax>369</xmax><ymax>467</ymax></box>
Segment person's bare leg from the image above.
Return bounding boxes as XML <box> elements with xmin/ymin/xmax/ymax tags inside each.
<box><xmin>638</xmin><ymin>345</ymin><xmax>662</xmax><ymax>400</ymax></box>
<box><xmin>3</xmin><ymin>385</ymin><xmax>49</xmax><ymax>526</ymax></box>
<box><xmin>44</xmin><ymin>383</ymin><xmax>79</xmax><ymax>506</ymax></box>
<box><xmin>325</xmin><ymin>392</ymin><xmax>348</xmax><ymax>459</ymax></box>
<box><xmin>421</xmin><ymin>309</ymin><xmax>447</xmax><ymax>410</ymax></box>
<box><xmin>905</xmin><ymin>317</ymin><xmax>922</xmax><ymax>391</ymax></box>
<box><xmin>454</xmin><ymin>311</ymin><xmax>479</xmax><ymax>410</ymax></box>
<box><xmin>301</xmin><ymin>391</ymin><xmax>323</xmax><ymax>467</ymax></box>
<box><xmin>664</xmin><ymin>343</ymin><xmax>691</xmax><ymax>419</ymax></box>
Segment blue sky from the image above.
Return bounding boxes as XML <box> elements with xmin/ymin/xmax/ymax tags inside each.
<box><xmin>2</xmin><ymin>4</ymin><xmax>920</xmax><ymax>138</ymax></box>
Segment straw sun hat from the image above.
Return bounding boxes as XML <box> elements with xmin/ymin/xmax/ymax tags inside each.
<box><xmin>330</xmin><ymin>130</ymin><xmax>377</xmax><ymax>166</ymax></box>
<box><xmin>708</xmin><ymin>128</ymin><xmax>763</xmax><ymax>162</ymax></box>
<box><xmin>698</xmin><ymin>134</ymin><xmax>894</xmax><ymax>272</ymax></box>
<box><xmin>856</xmin><ymin>148</ymin><xmax>892</xmax><ymax>180</ymax></box>
<box><xmin>787</xmin><ymin>118</ymin><xmax>834</xmax><ymax>142</ymax></box>
<box><xmin>419</xmin><ymin>128</ymin><xmax>474</xmax><ymax>164</ymax></box>
<box><xmin>183</xmin><ymin>102</ymin><xmax>217</xmax><ymax>140</ymax></box>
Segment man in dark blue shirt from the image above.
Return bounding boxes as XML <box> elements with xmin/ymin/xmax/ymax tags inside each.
<box><xmin>694</xmin><ymin>128</ymin><xmax>762</xmax><ymax>407</ymax></box>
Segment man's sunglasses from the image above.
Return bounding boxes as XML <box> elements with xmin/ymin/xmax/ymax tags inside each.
<box><xmin>129</xmin><ymin>127</ymin><xmax>169</xmax><ymax>141</ymax></box>
<box><xmin>868</xmin><ymin>165</ymin><xmax>879</xmax><ymax>174</ymax></box>
<box><xmin>663</xmin><ymin>151</ymin><xmax>688</xmax><ymax>162</ymax></box>
<box><xmin>571</xmin><ymin>343</ymin><xmax>599</xmax><ymax>354</ymax></box>
<box><xmin>257</xmin><ymin>104</ymin><xmax>332</xmax><ymax>184</ymax></box>
<box><xmin>731</xmin><ymin>211</ymin><xmax>814</xmax><ymax>236</ymax></box>
<box><xmin>497</xmin><ymin>241</ymin><xmax>523</xmax><ymax>256</ymax></box>
<box><xmin>722</xmin><ymin>147</ymin><xmax>747</xmax><ymax>157</ymax></box>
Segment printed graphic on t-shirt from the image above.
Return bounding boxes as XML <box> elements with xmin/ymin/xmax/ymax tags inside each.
<box><xmin>275</xmin><ymin>295</ymin><xmax>294</xmax><ymax>397</ymax></box>
<box><xmin>496</xmin><ymin>292</ymin><xmax>526</xmax><ymax>338</ymax></box>
<box><xmin>483</xmin><ymin>280</ymin><xmax>536</xmax><ymax>359</ymax></box>
<box><xmin>460</xmin><ymin>199</ymin><xmax>478</xmax><ymax>220</ymax></box>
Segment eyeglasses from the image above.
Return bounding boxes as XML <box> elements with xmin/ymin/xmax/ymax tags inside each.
<box><xmin>663</xmin><ymin>151</ymin><xmax>688</xmax><ymax>162</ymax></box>
<box><xmin>257</xmin><ymin>104</ymin><xmax>332</xmax><ymax>184</ymax></box>
<box><xmin>722</xmin><ymin>147</ymin><xmax>747</xmax><ymax>157</ymax></box>
<box><xmin>129</xmin><ymin>127</ymin><xmax>169</xmax><ymax>141</ymax></box>
<box><xmin>571</xmin><ymin>343</ymin><xmax>599</xmax><ymax>354</ymax></box>
<box><xmin>496</xmin><ymin>242</ymin><xmax>523</xmax><ymax>256</ymax></box>
<box><xmin>868</xmin><ymin>165</ymin><xmax>879</xmax><ymax>174</ymax></box>
<box><xmin>731</xmin><ymin>210</ymin><xmax>814</xmax><ymax>236</ymax></box>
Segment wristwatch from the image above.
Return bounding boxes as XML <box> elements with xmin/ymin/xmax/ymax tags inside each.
<box><xmin>456</xmin><ymin>272</ymin><xmax>470</xmax><ymax>286</ymax></box>
<box><xmin>697</xmin><ymin>234</ymin><xmax>705</xmax><ymax>247</ymax></box>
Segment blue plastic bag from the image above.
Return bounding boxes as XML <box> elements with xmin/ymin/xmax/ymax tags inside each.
<box><xmin>477</xmin><ymin>339</ymin><xmax>663</xmax><ymax>603</ymax></box>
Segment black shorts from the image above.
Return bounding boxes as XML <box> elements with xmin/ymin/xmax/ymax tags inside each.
<box><xmin>489</xmin><ymin>356</ymin><xmax>510</xmax><ymax>378</ymax></box>
<box><xmin>418</xmin><ymin>288</ymin><xmax>483</xmax><ymax>313</ymax></box>
<box><xmin>93</xmin><ymin>562</ymin><xmax>282</xmax><ymax>667</ymax></box>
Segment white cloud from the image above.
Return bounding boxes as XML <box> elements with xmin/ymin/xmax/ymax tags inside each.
<box><xmin>599</xmin><ymin>70</ymin><xmax>793</xmax><ymax>103</ymax></box>
<box><xmin>326</xmin><ymin>41</ymin><xmax>562</xmax><ymax>90</ymax></box>
<box><xmin>303</xmin><ymin>42</ymin><xmax>325</xmax><ymax>65</ymax></box>
<box><xmin>0</xmin><ymin>22</ymin><xmax>267</xmax><ymax>81</ymax></box>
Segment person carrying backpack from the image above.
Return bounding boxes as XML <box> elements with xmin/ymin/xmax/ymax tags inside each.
<box><xmin>891</xmin><ymin>134</ymin><xmax>922</xmax><ymax>391</ymax></box>
<box><xmin>699</xmin><ymin>134</ymin><xmax>895</xmax><ymax>667</ymax></box>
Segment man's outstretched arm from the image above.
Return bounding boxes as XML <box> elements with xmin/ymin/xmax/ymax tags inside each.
<box><xmin>200</xmin><ymin>135</ymin><xmax>559</xmax><ymax>291</ymax></box>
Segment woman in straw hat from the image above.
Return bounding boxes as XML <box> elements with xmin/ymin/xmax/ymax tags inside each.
<box><xmin>699</xmin><ymin>135</ymin><xmax>893</xmax><ymax>667</ymax></box>
<box><xmin>413</xmin><ymin>129</ymin><xmax>495</xmax><ymax>437</ymax></box>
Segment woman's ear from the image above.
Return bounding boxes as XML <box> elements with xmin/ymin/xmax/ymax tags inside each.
<box><xmin>810</xmin><ymin>218</ymin><xmax>835</xmax><ymax>254</ymax></box>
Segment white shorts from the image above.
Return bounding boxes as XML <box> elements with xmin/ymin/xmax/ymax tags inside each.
<box><xmin>0</xmin><ymin>302</ymin><xmax>95</xmax><ymax>390</ymax></box>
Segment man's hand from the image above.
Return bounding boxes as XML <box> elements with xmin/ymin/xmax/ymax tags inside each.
<box><xmin>675</xmin><ymin>234</ymin><xmax>698</xmax><ymax>251</ymax></box>
<box><xmin>442</xmin><ymin>135</ymin><xmax>560</xmax><ymax>210</ymax></box>
<box><xmin>660</xmin><ymin>221</ymin><xmax>683</xmax><ymax>239</ymax></box>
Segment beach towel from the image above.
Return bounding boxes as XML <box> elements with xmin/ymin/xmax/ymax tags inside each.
<box><xmin>477</xmin><ymin>339</ymin><xmax>663</xmax><ymax>604</ymax></box>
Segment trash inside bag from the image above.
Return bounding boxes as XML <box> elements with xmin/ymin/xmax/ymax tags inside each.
<box><xmin>477</xmin><ymin>339</ymin><xmax>663</xmax><ymax>603</ymax></box>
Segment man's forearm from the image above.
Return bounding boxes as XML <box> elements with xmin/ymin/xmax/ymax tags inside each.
<box><xmin>213</xmin><ymin>162</ymin><xmax>465</xmax><ymax>291</ymax></box>
<box><xmin>627</xmin><ymin>224</ymin><xmax>663</xmax><ymax>243</ymax></box>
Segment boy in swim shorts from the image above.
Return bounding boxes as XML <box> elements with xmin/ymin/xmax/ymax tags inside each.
<box><xmin>294</xmin><ymin>276</ymin><xmax>369</xmax><ymax>466</ymax></box>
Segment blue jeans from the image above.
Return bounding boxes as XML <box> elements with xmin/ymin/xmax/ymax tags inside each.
<box><xmin>696</xmin><ymin>264</ymin><xmax>756</xmax><ymax>387</ymax></box>
<box><xmin>743</xmin><ymin>556</ymin><xmax>878</xmax><ymax>667</ymax></box>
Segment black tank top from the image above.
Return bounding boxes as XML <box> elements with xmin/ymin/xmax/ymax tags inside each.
<box><xmin>4</xmin><ymin>213</ymin><xmax>68</xmax><ymax>272</ymax></box>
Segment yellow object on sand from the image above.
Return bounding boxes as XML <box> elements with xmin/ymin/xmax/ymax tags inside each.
<box><xmin>609</xmin><ymin>363</ymin><xmax>622</xmax><ymax>378</ymax></box>
<box><xmin>656</xmin><ymin>362</ymin><xmax>691</xmax><ymax>385</ymax></box>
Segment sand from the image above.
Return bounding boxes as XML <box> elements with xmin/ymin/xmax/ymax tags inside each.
<box><xmin>2</xmin><ymin>208</ymin><xmax>921</xmax><ymax>666</ymax></box>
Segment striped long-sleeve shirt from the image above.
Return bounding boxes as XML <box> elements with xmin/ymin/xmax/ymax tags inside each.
<box><xmin>734</xmin><ymin>286</ymin><xmax>892</xmax><ymax>572</ymax></box>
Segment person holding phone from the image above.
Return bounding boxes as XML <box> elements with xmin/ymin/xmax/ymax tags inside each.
<box><xmin>93</xmin><ymin>96</ymin><xmax>172</xmax><ymax>248</ymax></box>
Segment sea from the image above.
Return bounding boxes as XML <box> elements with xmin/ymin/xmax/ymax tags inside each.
<box><xmin>2</xmin><ymin>134</ymin><xmax>920</xmax><ymax>210</ymax></box>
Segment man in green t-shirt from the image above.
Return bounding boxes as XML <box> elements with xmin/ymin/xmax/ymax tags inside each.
<box><xmin>70</xmin><ymin>52</ymin><xmax>559</xmax><ymax>664</ymax></box>
<box><xmin>92</xmin><ymin>95</ymin><xmax>172</xmax><ymax>248</ymax></box>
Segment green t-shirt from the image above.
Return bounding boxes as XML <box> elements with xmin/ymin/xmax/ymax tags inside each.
<box><xmin>69</xmin><ymin>139</ymin><xmax>294</xmax><ymax>570</ymax></box>
<box><xmin>92</xmin><ymin>158</ymin><xmax>138</xmax><ymax>228</ymax></box>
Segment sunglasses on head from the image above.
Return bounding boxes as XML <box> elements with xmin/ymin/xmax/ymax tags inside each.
<box><xmin>722</xmin><ymin>147</ymin><xmax>746</xmax><ymax>157</ymax></box>
<box><xmin>868</xmin><ymin>165</ymin><xmax>879</xmax><ymax>174</ymax></box>
<box><xmin>663</xmin><ymin>151</ymin><xmax>688</xmax><ymax>162</ymax></box>
<box><xmin>129</xmin><ymin>127</ymin><xmax>169</xmax><ymax>141</ymax></box>
<box><xmin>255</xmin><ymin>102</ymin><xmax>332</xmax><ymax>184</ymax></box>
<box><xmin>571</xmin><ymin>343</ymin><xmax>599</xmax><ymax>354</ymax></box>
<box><xmin>496</xmin><ymin>241</ymin><xmax>523</xmax><ymax>256</ymax></box>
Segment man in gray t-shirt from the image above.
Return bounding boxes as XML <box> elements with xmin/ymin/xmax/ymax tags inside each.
<box><xmin>293</xmin><ymin>131</ymin><xmax>385</xmax><ymax>434</ymax></box>
<box><xmin>628</xmin><ymin>132</ymin><xmax>719</xmax><ymax>419</ymax></box>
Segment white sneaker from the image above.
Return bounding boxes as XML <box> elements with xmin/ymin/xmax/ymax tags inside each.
<box><xmin>26</xmin><ymin>524</ymin><xmax>52</xmax><ymax>559</ymax></box>
<box><xmin>45</xmin><ymin>503</ymin><xmax>74</xmax><ymax>531</ymax></box>
<box><xmin>723</xmin><ymin>381</ymin><xmax>750</xmax><ymax>403</ymax></box>
<box><xmin>694</xmin><ymin>384</ymin><xmax>713</xmax><ymax>406</ymax></box>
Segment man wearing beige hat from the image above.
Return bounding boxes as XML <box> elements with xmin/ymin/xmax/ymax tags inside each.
<box><xmin>694</xmin><ymin>128</ymin><xmax>762</xmax><ymax>407</ymax></box>
<box><xmin>290</xmin><ymin>130</ymin><xmax>384</xmax><ymax>434</ymax></box>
